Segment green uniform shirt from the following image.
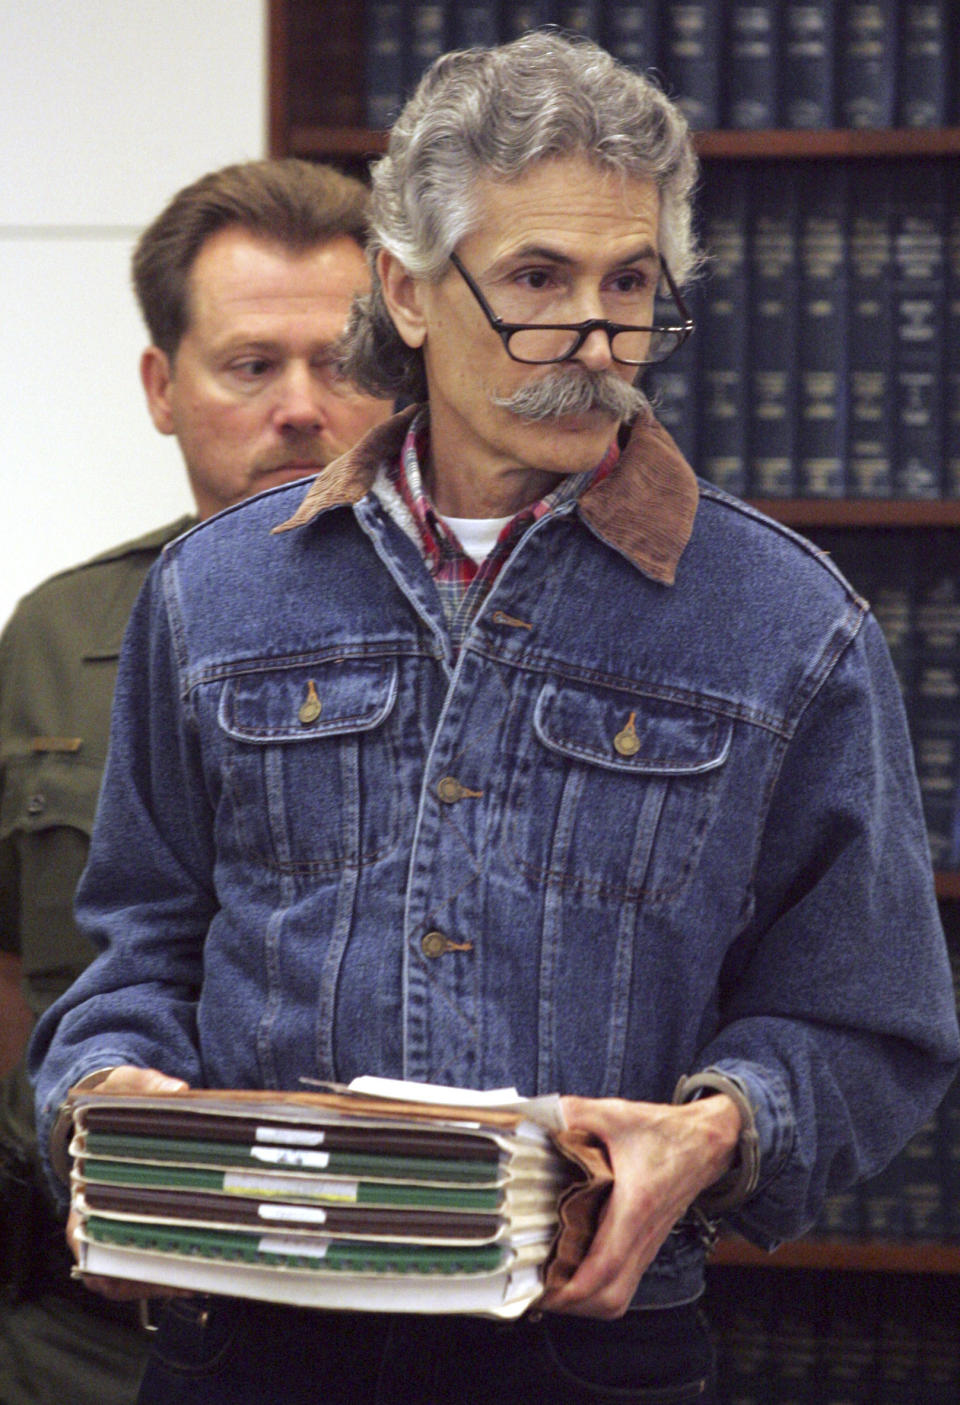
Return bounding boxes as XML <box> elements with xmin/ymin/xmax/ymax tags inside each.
<box><xmin>0</xmin><ymin>516</ymin><xmax>195</xmax><ymax>1148</ymax></box>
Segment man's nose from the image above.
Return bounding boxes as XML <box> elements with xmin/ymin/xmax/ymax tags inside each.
<box><xmin>273</xmin><ymin>363</ymin><xmax>326</xmax><ymax>432</ymax></box>
<box><xmin>572</xmin><ymin>324</ymin><xmax>615</xmax><ymax>372</ymax></box>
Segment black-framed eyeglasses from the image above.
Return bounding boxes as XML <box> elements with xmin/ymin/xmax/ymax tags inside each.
<box><xmin>448</xmin><ymin>251</ymin><xmax>695</xmax><ymax>367</ymax></box>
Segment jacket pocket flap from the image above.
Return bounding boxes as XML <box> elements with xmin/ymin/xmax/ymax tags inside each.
<box><xmin>0</xmin><ymin>754</ymin><xmax>102</xmax><ymax>837</ymax></box>
<box><xmin>218</xmin><ymin>659</ymin><xmax>398</xmax><ymax>743</ymax></box>
<box><xmin>533</xmin><ymin>681</ymin><xmax>731</xmax><ymax>775</ymax></box>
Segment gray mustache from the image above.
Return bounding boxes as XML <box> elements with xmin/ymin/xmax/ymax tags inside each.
<box><xmin>492</xmin><ymin>367</ymin><xmax>649</xmax><ymax>423</ymax></box>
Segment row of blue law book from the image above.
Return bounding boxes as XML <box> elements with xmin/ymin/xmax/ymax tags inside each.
<box><xmin>645</xmin><ymin>158</ymin><xmax>959</xmax><ymax>504</ymax></box>
<box><xmin>366</xmin><ymin>1</ymin><xmax>959</xmax><ymax>132</ymax></box>
<box><xmin>808</xmin><ymin>531</ymin><xmax>960</xmax><ymax>874</ymax></box>
<box><xmin>709</xmin><ymin>1266</ymin><xmax>960</xmax><ymax>1403</ymax></box>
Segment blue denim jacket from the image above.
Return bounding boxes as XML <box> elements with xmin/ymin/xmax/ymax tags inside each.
<box><xmin>31</xmin><ymin>412</ymin><xmax>959</xmax><ymax>1309</ymax></box>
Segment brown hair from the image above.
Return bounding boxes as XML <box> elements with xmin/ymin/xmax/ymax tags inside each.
<box><xmin>132</xmin><ymin>159</ymin><xmax>370</xmax><ymax>356</ymax></box>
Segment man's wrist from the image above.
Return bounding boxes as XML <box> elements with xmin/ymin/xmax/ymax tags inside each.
<box><xmin>673</xmin><ymin>1069</ymin><xmax>761</xmax><ymax>1214</ymax></box>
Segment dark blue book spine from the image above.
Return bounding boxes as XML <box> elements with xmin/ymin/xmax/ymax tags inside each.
<box><xmin>557</xmin><ymin>0</ymin><xmax>603</xmax><ymax>39</ymax></box>
<box><xmin>768</xmin><ymin>1292</ymin><xmax>820</xmax><ymax>1399</ymax></box>
<box><xmin>877</xmin><ymin>1292</ymin><xmax>923</xmax><ymax>1400</ymax></box>
<box><xmin>660</xmin><ymin>2</ymin><xmax>722</xmax><ymax>130</ymax></box>
<box><xmin>821</xmin><ymin>1304</ymin><xmax>880</xmax><ymax>1401</ymax></box>
<box><xmin>891</xmin><ymin>162</ymin><xmax>945</xmax><ymax>498</ymax></box>
<box><xmin>725</xmin><ymin>2</ymin><xmax>779</xmax><ymax>130</ymax></box>
<box><xmin>919</xmin><ymin>1295</ymin><xmax>960</xmax><ymax>1400</ymax></box>
<box><xmin>860</xmin><ymin>1153</ymin><xmax>906</xmax><ymax>1239</ymax></box>
<box><xmin>942</xmin><ymin>1077</ymin><xmax>960</xmax><ymax>1235</ymax></box>
<box><xmin>812</xmin><ymin>532</ymin><xmax>915</xmax><ymax>702</ymax></box>
<box><xmin>915</xmin><ymin>724</ymin><xmax>960</xmax><ymax>870</ymax></box>
<box><xmin>897</xmin><ymin>1</ymin><xmax>950</xmax><ymax>128</ymax></box>
<box><xmin>405</xmin><ymin>2</ymin><xmax>451</xmax><ymax>91</ymax></box>
<box><xmin>900</xmin><ymin>1117</ymin><xmax>944</xmax><ymax>1238</ymax></box>
<box><xmin>940</xmin><ymin>947</ymin><xmax>960</xmax><ymax>1219</ymax></box>
<box><xmin>847</xmin><ymin>163</ymin><xmax>895</xmax><ymax>498</ymax></box>
<box><xmin>747</xmin><ymin>165</ymin><xmax>799</xmax><ymax>497</ymax></box>
<box><xmin>365</xmin><ymin>1</ymin><xmax>406</xmax><ymax>129</ymax></box>
<box><xmin>912</xmin><ymin>531</ymin><xmax>960</xmax><ymax>867</ymax></box>
<box><xmin>603</xmin><ymin>1</ymin><xmax>661</xmax><ymax>74</ymax></box>
<box><xmin>781</xmin><ymin>1</ymin><xmax>836</xmax><ymax>128</ymax></box>
<box><xmin>500</xmin><ymin>1</ymin><xmax>559</xmax><ymax>39</ymax></box>
<box><xmin>796</xmin><ymin>163</ymin><xmax>848</xmax><ymax>497</ymax></box>
<box><xmin>645</xmin><ymin>279</ymin><xmax>702</xmax><ymax>471</ymax></box>
<box><xmin>450</xmin><ymin>1</ymin><xmax>498</xmax><ymax>48</ymax></box>
<box><xmin>838</xmin><ymin>1</ymin><xmax>898</xmax><ymax>129</ymax></box>
<box><xmin>713</xmin><ymin>1301</ymin><xmax>770</xmax><ymax>1403</ymax></box>
<box><xmin>814</xmin><ymin>1186</ymin><xmax>863</xmax><ymax>1237</ymax></box>
<box><xmin>870</xmin><ymin>540</ymin><xmax>918</xmax><ymax>706</ymax></box>
<box><xmin>945</xmin><ymin>163</ymin><xmax>960</xmax><ymax>498</ymax></box>
<box><xmin>697</xmin><ymin>169</ymin><xmax>751</xmax><ymax>496</ymax></box>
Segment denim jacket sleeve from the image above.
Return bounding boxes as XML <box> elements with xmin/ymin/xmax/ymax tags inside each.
<box><xmin>28</xmin><ymin>558</ymin><xmax>215</xmax><ymax>1191</ymax></box>
<box><xmin>693</xmin><ymin>610</ymin><xmax>960</xmax><ymax>1247</ymax></box>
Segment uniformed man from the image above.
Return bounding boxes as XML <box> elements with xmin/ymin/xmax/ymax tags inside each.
<box><xmin>0</xmin><ymin>158</ymin><xmax>391</xmax><ymax>1405</ymax></box>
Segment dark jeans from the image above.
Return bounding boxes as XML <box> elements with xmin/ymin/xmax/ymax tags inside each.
<box><xmin>137</xmin><ymin>1296</ymin><xmax>716</xmax><ymax>1404</ymax></box>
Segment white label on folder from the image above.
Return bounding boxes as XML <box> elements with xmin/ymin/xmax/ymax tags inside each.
<box><xmin>254</xmin><ymin>1125</ymin><xmax>326</xmax><ymax>1147</ymax></box>
<box><xmin>250</xmin><ymin>1147</ymin><xmax>331</xmax><ymax>1168</ymax></box>
<box><xmin>258</xmin><ymin>1204</ymin><xmax>328</xmax><ymax>1224</ymax></box>
<box><xmin>258</xmin><ymin>1235</ymin><xmax>330</xmax><ymax>1258</ymax></box>
<box><xmin>223</xmin><ymin>1172</ymin><xmax>359</xmax><ymax>1202</ymax></box>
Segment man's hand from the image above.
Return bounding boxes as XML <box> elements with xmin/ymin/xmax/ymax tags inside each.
<box><xmin>540</xmin><ymin>1093</ymin><xmax>742</xmax><ymax>1319</ymax></box>
<box><xmin>66</xmin><ymin>1064</ymin><xmax>191</xmax><ymax>1302</ymax></box>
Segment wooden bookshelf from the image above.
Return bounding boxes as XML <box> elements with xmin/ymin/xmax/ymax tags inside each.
<box><xmin>713</xmin><ymin>1235</ymin><xmax>960</xmax><ymax>1275</ymax></box>
<box><xmin>748</xmin><ymin>500</ymin><xmax>960</xmax><ymax>529</ymax></box>
<box><xmin>696</xmin><ymin>127</ymin><xmax>960</xmax><ymax>162</ymax></box>
<box><xmin>267</xmin><ymin>3</ymin><xmax>960</xmax><ymax>165</ymax></box>
<box><xmin>279</xmin><ymin>119</ymin><xmax>960</xmax><ymax>168</ymax></box>
<box><xmin>286</xmin><ymin>126</ymin><xmax>388</xmax><ymax>161</ymax></box>
<box><xmin>936</xmin><ymin>871</ymin><xmax>960</xmax><ymax>900</ymax></box>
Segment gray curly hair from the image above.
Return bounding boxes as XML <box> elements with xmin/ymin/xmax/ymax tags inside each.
<box><xmin>339</xmin><ymin>30</ymin><xmax>700</xmax><ymax>402</ymax></box>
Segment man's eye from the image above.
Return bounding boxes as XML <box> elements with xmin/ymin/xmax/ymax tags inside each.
<box><xmin>314</xmin><ymin>357</ymin><xmax>346</xmax><ymax>382</ymax></box>
<box><xmin>516</xmin><ymin>269</ymin><xmax>555</xmax><ymax>291</ymax></box>
<box><xmin>232</xmin><ymin>358</ymin><xmax>273</xmax><ymax>378</ymax></box>
<box><xmin>610</xmin><ymin>271</ymin><xmax>650</xmax><ymax>293</ymax></box>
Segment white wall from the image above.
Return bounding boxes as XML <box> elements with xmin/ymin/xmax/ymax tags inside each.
<box><xmin>0</xmin><ymin>0</ymin><xmax>267</xmax><ymax>624</ymax></box>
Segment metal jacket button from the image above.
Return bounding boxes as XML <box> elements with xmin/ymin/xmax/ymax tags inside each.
<box><xmin>613</xmin><ymin>711</ymin><xmax>641</xmax><ymax>757</ymax></box>
<box><xmin>420</xmin><ymin>930</ymin><xmax>474</xmax><ymax>958</ymax></box>
<box><xmin>436</xmin><ymin>776</ymin><xmax>484</xmax><ymax>804</ymax></box>
<box><xmin>298</xmin><ymin>680</ymin><xmax>322</xmax><ymax>725</ymax></box>
<box><xmin>421</xmin><ymin>930</ymin><xmax>450</xmax><ymax>958</ymax></box>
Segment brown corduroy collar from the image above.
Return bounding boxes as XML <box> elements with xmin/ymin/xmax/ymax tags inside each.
<box><xmin>272</xmin><ymin>405</ymin><xmax>698</xmax><ymax>586</ymax></box>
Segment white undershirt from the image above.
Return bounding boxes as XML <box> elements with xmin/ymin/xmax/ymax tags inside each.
<box><xmin>437</xmin><ymin>514</ymin><xmax>514</xmax><ymax>565</ymax></box>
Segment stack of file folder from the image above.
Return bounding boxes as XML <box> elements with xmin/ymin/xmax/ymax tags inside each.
<box><xmin>67</xmin><ymin>1082</ymin><xmax>611</xmax><ymax>1318</ymax></box>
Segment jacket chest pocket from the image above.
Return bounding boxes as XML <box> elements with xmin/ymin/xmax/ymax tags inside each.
<box><xmin>216</xmin><ymin>658</ymin><xmax>401</xmax><ymax>875</ymax></box>
<box><xmin>504</xmin><ymin>679</ymin><xmax>732</xmax><ymax>907</ymax></box>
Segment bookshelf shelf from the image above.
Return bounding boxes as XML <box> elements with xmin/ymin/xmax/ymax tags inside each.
<box><xmin>283</xmin><ymin>124</ymin><xmax>960</xmax><ymax>164</ymax></box>
<box><xmin>287</xmin><ymin>126</ymin><xmax>389</xmax><ymax>159</ymax></box>
<box><xmin>935</xmin><ymin>871</ymin><xmax>960</xmax><ymax>900</ymax></box>
<box><xmin>748</xmin><ymin>500</ymin><xmax>960</xmax><ymax>530</ymax></box>
<box><xmin>712</xmin><ymin>1235</ymin><xmax>960</xmax><ymax>1275</ymax></box>
<box><xmin>696</xmin><ymin>127</ymin><xmax>960</xmax><ymax>161</ymax></box>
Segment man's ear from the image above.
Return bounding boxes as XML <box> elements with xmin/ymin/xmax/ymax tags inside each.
<box><xmin>140</xmin><ymin>347</ymin><xmax>177</xmax><ymax>436</ymax></box>
<box><xmin>377</xmin><ymin>249</ymin><xmax>428</xmax><ymax>349</ymax></box>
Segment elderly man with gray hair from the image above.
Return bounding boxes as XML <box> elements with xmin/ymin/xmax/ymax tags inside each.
<box><xmin>30</xmin><ymin>31</ymin><xmax>959</xmax><ymax>1404</ymax></box>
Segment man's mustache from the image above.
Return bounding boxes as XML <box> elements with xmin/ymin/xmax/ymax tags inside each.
<box><xmin>256</xmin><ymin>441</ymin><xmax>332</xmax><ymax>473</ymax></box>
<box><xmin>492</xmin><ymin>366</ymin><xmax>649</xmax><ymax>423</ymax></box>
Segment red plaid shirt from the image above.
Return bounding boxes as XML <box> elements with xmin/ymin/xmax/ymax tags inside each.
<box><xmin>380</xmin><ymin>410</ymin><xmax>618</xmax><ymax>645</ymax></box>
